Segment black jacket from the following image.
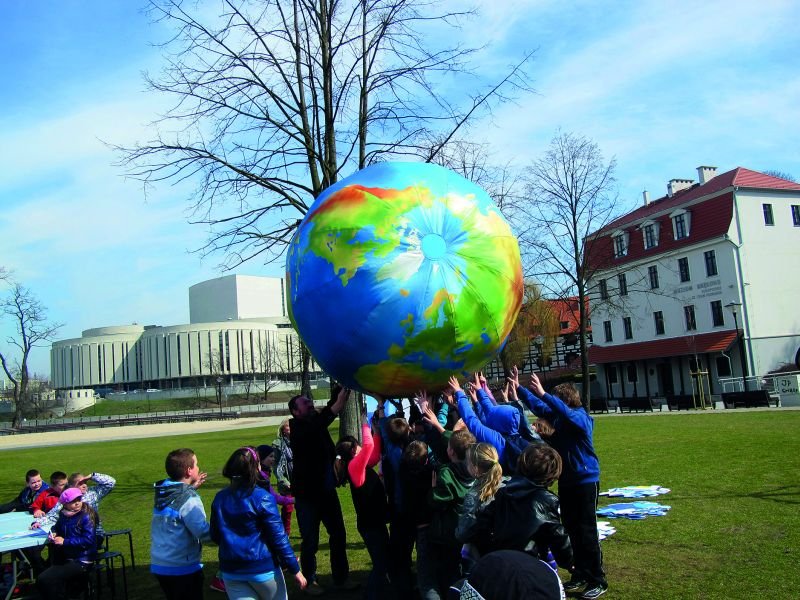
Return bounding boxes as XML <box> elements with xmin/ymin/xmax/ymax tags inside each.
<box><xmin>288</xmin><ymin>401</ymin><xmax>337</xmax><ymax>498</ymax></box>
<box><xmin>470</xmin><ymin>476</ymin><xmax>572</xmax><ymax>568</ymax></box>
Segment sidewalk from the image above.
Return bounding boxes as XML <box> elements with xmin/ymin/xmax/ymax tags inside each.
<box><xmin>0</xmin><ymin>415</ymin><xmax>287</xmax><ymax>451</ymax></box>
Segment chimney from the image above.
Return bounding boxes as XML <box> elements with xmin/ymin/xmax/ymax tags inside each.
<box><xmin>696</xmin><ymin>165</ymin><xmax>717</xmax><ymax>185</ymax></box>
<box><xmin>667</xmin><ymin>178</ymin><xmax>694</xmax><ymax>197</ymax></box>
<box><xmin>642</xmin><ymin>190</ymin><xmax>650</xmax><ymax>206</ymax></box>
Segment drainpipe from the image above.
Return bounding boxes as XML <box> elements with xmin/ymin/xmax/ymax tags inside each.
<box><xmin>728</xmin><ymin>187</ymin><xmax>756</xmax><ymax>384</ymax></box>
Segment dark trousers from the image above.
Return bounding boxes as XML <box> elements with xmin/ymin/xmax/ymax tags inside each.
<box><xmin>388</xmin><ymin>512</ymin><xmax>415</xmax><ymax>597</ymax></box>
<box><xmin>295</xmin><ymin>489</ymin><xmax>349</xmax><ymax>585</ymax></box>
<box><xmin>428</xmin><ymin>541</ymin><xmax>461</xmax><ymax>599</ymax></box>
<box><xmin>37</xmin><ymin>560</ymin><xmax>90</xmax><ymax>600</ymax></box>
<box><xmin>0</xmin><ymin>499</ymin><xmax>26</xmax><ymax>514</ymax></box>
<box><xmin>155</xmin><ymin>569</ymin><xmax>205</xmax><ymax>600</ymax></box>
<box><xmin>360</xmin><ymin>526</ymin><xmax>390</xmax><ymax>600</ymax></box>
<box><xmin>559</xmin><ymin>481</ymin><xmax>606</xmax><ymax>587</ymax></box>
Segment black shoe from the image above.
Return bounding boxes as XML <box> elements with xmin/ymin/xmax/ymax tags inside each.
<box><xmin>580</xmin><ymin>584</ymin><xmax>608</xmax><ymax>599</ymax></box>
<box><xmin>564</xmin><ymin>579</ymin><xmax>587</xmax><ymax>593</ymax></box>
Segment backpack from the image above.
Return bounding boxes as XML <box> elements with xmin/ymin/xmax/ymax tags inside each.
<box><xmin>501</xmin><ymin>434</ymin><xmax>531</xmax><ymax>476</ymax></box>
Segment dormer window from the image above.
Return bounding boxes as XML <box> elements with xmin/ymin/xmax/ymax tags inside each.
<box><xmin>640</xmin><ymin>220</ymin><xmax>660</xmax><ymax>249</ymax></box>
<box><xmin>670</xmin><ymin>209</ymin><xmax>691</xmax><ymax>240</ymax></box>
<box><xmin>612</xmin><ymin>230</ymin><xmax>629</xmax><ymax>258</ymax></box>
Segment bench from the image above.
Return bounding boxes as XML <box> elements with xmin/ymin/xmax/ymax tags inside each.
<box><xmin>617</xmin><ymin>397</ymin><xmax>655</xmax><ymax>413</ymax></box>
<box><xmin>667</xmin><ymin>395</ymin><xmax>697</xmax><ymax>411</ymax></box>
<box><xmin>721</xmin><ymin>390</ymin><xmax>775</xmax><ymax>409</ymax></box>
<box><xmin>589</xmin><ymin>397</ymin><xmax>611</xmax><ymax>413</ymax></box>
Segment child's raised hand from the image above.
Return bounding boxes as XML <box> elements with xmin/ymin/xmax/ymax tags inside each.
<box><xmin>192</xmin><ymin>472</ymin><xmax>208</xmax><ymax>489</ymax></box>
<box><xmin>448</xmin><ymin>375</ymin><xmax>462</xmax><ymax>392</ymax></box>
<box><xmin>529</xmin><ymin>372</ymin><xmax>545</xmax><ymax>397</ymax></box>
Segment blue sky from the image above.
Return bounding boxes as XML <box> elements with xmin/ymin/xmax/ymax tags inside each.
<box><xmin>2</xmin><ymin>0</ymin><xmax>799</xmax><ymax>377</ymax></box>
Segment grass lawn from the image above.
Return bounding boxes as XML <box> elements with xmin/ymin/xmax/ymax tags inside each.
<box><xmin>1</xmin><ymin>410</ymin><xmax>798</xmax><ymax>599</ymax></box>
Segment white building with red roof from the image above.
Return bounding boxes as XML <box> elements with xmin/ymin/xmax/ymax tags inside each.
<box><xmin>585</xmin><ymin>166</ymin><xmax>800</xmax><ymax>407</ymax></box>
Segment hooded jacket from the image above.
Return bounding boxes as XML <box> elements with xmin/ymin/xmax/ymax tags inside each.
<box><xmin>150</xmin><ymin>479</ymin><xmax>211</xmax><ymax>576</ymax></box>
<box><xmin>428</xmin><ymin>459</ymin><xmax>474</xmax><ymax>545</ymax></box>
<box><xmin>472</xmin><ymin>475</ymin><xmax>572</xmax><ymax>568</ymax></box>
<box><xmin>52</xmin><ymin>507</ymin><xmax>97</xmax><ymax>564</ymax></box>
<box><xmin>517</xmin><ymin>387</ymin><xmax>600</xmax><ymax>486</ymax></box>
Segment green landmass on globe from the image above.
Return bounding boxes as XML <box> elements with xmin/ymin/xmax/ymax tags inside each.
<box><xmin>286</xmin><ymin>162</ymin><xmax>523</xmax><ymax>396</ymax></box>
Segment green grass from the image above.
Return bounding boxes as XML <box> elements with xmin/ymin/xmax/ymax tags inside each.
<box><xmin>2</xmin><ymin>411</ymin><xmax>799</xmax><ymax>599</ymax></box>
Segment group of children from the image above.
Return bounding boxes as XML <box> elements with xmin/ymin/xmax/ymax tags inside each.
<box><xmin>327</xmin><ymin>368</ymin><xmax>608</xmax><ymax>600</ymax></box>
<box><xmin>0</xmin><ymin>468</ymin><xmax>116</xmax><ymax>600</ymax></box>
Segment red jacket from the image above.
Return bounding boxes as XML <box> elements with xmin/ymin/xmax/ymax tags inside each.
<box><xmin>30</xmin><ymin>488</ymin><xmax>60</xmax><ymax>514</ymax></box>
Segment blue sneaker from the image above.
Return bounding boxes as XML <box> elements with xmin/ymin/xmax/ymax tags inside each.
<box><xmin>580</xmin><ymin>584</ymin><xmax>608</xmax><ymax>599</ymax></box>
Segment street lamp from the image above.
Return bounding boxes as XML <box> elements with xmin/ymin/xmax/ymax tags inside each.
<box><xmin>725</xmin><ymin>301</ymin><xmax>749</xmax><ymax>389</ymax></box>
<box><xmin>216</xmin><ymin>376</ymin><xmax>223</xmax><ymax>417</ymax></box>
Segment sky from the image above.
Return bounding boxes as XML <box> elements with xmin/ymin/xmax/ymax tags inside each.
<box><xmin>1</xmin><ymin>0</ymin><xmax>799</xmax><ymax>377</ymax></box>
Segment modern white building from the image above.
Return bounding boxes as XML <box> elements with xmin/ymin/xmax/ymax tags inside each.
<box><xmin>51</xmin><ymin>275</ymin><xmax>317</xmax><ymax>394</ymax></box>
<box><xmin>586</xmin><ymin>166</ymin><xmax>800</xmax><ymax>403</ymax></box>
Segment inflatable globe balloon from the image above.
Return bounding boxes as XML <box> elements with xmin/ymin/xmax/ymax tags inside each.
<box><xmin>286</xmin><ymin>161</ymin><xmax>523</xmax><ymax>397</ymax></box>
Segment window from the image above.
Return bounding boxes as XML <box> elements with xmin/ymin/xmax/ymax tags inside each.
<box><xmin>704</xmin><ymin>250</ymin><xmax>717</xmax><ymax>276</ymax></box>
<box><xmin>603</xmin><ymin>320</ymin><xmax>613</xmax><ymax>342</ymax></box>
<box><xmin>674</xmin><ymin>213</ymin><xmax>688</xmax><ymax>239</ymax></box>
<box><xmin>678</xmin><ymin>257</ymin><xmax>691</xmax><ymax>282</ymax></box>
<box><xmin>599</xmin><ymin>279</ymin><xmax>609</xmax><ymax>300</ymax></box>
<box><xmin>763</xmin><ymin>203</ymin><xmax>774</xmax><ymax>226</ymax></box>
<box><xmin>627</xmin><ymin>364</ymin><xmax>638</xmax><ymax>383</ymax></box>
<box><xmin>716</xmin><ymin>356</ymin><xmax>732</xmax><ymax>377</ymax></box>
<box><xmin>792</xmin><ymin>205</ymin><xmax>800</xmax><ymax>227</ymax></box>
<box><xmin>711</xmin><ymin>300</ymin><xmax>724</xmax><ymax>327</ymax></box>
<box><xmin>618</xmin><ymin>273</ymin><xmax>628</xmax><ymax>296</ymax></box>
<box><xmin>613</xmin><ymin>232</ymin><xmax>629</xmax><ymax>257</ymax></box>
<box><xmin>684</xmin><ymin>305</ymin><xmax>697</xmax><ymax>331</ymax></box>
<box><xmin>607</xmin><ymin>366</ymin><xmax>618</xmax><ymax>384</ymax></box>
<box><xmin>654</xmin><ymin>311</ymin><xmax>665</xmax><ymax>335</ymax></box>
<box><xmin>643</xmin><ymin>223</ymin><xmax>658</xmax><ymax>249</ymax></box>
<box><xmin>648</xmin><ymin>265</ymin><xmax>659</xmax><ymax>289</ymax></box>
<box><xmin>623</xmin><ymin>317</ymin><xmax>633</xmax><ymax>340</ymax></box>
<box><xmin>560</xmin><ymin>321</ymin><xmax>569</xmax><ymax>330</ymax></box>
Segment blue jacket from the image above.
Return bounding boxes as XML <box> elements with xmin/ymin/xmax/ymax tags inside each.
<box><xmin>210</xmin><ymin>485</ymin><xmax>300</xmax><ymax>578</ymax></box>
<box><xmin>150</xmin><ymin>479</ymin><xmax>210</xmax><ymax>576</ymax></box>
<box><xmin>52</xmin><ymin>508</ymin><xmax>97</xmax><ymax>564</ymax></box>
<box><xmin>456</xmin><ymin>390</ymin><xmax>521</xmax><ymax>463</ymax></box>
<box><xmin>517</xmin><ymin>387</ymin><xmax>600</xmax><ymax>486</ymax></box>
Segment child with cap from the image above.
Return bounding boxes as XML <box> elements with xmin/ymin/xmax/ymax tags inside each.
<box><xmin>36</xmin><ymin>487</ymin><xmax>98</xmax><ymax>600</ymax></box>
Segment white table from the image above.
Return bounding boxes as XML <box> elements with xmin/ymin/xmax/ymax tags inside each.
<box><xmin>0</xmin><ymin>512</ymin><xmax>48</xmax><ymax>600</ymax></box>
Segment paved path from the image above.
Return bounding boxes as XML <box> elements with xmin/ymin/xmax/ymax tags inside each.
<box><xmin>0</xmin><ymin>415</ymin><xmax>287</xmax><ymax>451</ymax></box>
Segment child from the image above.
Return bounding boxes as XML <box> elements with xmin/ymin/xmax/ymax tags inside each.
<box><xmin>36</xmin><ymin>488</ymin><xmax>97</xmax><ymax>600</ymax></box>
<box><xmin>210</xmin><ymin>447</ymin><xmax>307</xmax><ymax>599</ymax></box>
<box><xmin>455</xmin><ymin>443</ymin><xmax>507</xmax><ymax>575</ymax></box>
<box><xmin>427</xmin><ymin>428</ymin><xmax>476</xmax><ymax>599</ymax></box>
<box><xmin>273</xmin><ymin>419</ymin><xmax>295</xmax><ymax>535</ymax></box>
<box><xmin>0</xmin><ymin>469</ymin><xmax>48</xmax><ymax>514</ymax></box>
<box><xmin>471</xmin><ymin>443</ymin><xmax>572</xmax><ymax>570</ymax></box>
<box><xmin>151</xmin><ymin>448</ymin><xmax>211</xmax><ymax>600</ymax></box>
<box><xmin>256</xmin><ymin>444</ymin><xmax>295</xmax><ymax>534</ymax></box>
<box><xmin>513</xmin><ymin>368</ymin><xmax>606</xmax><ymax>600</ymax></box>
<box><xmin>31</xmin><ymin>471</ymin><xmax>68</xmax><ymax>518</ymax></box>
<box><xmin>334</xmin><ymin>418</ymin><xmax>390</xmax><ymax>600</ymax></box>
<box><xmin>400</xmin><ymin>440</ymin><xmax>435</xmax><ymax>600</ymax></box>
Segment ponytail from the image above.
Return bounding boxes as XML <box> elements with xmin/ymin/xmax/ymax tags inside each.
<box><xmin>468</xmin><ymin>443</ymin><xmax>504</xmax><ymax>503</ymax></box>
<box><xmin>333</xmin><ymin>437</ymin><xmax>358</xmax><ymax>487</ymax></box>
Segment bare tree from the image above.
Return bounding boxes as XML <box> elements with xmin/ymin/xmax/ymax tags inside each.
<box><xmin>253</xmin><ymin>335</ymin><xmax>285</xmax><ymax>404</ymax></box>
<box><xmin>762</xmin><ymin>169</ymin><xmax>797</xmax><ymax>182</ymax></box>
<box><xmin>116</xmin><ymin>1</ymin><xmax>534</xmax><ymax>430</ymax></box>
<box><xmin>519</xmin><ymin>131</ymin><xmax>621</xmax><ymax>407</ymax></box>
<box><xmin>0</xmin><ymin>283</ymin><xmax>63</xmax><ymax>428</ymax></box>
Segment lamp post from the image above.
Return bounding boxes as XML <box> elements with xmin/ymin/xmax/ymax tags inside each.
<box><xmin>216</xmin><ymin>376</ymin><xmax>223</xmax><ymax>417</ymax></box>
<box><xmin>725</xmin><ymin>302</ymin><xmax>749</xmax><ymax>389</ymax></box>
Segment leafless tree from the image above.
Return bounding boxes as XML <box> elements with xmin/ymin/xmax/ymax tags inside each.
<box><xmin>762</xmin><ymin>169</ymin><xmax>796</xmax><ymax>182</ymax></box>
<box><xmin>519</xmin><ymin>131</ymin><xmax>621</xmax><ymax>407</ymax></box>
<box><xmin>0</xmin><ymin>283</ymin><xmax>63</xmax><ymax>428</ymax></box>
<box><xmin>253</xmin><ymin>335</ymin><xmax>286</xmax><ymax>404</ymax></box>
<box><xmin>115</xmin><ymin>1</ymin><xmax>534</xmax><ymax>430</ymax></box>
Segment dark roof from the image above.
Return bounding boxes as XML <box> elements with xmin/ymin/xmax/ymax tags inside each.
<box><xmin>588</xmin><ymin>330</ymin><xmax>738</xmax><ymax>364</ymax></box>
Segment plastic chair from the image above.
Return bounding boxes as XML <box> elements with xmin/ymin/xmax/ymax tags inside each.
<box><xmin>95</xmin><ymin>550</ymin><xmax>129</xmax><ymax>600</ymax></box>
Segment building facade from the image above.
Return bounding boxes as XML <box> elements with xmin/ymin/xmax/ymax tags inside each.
<box><xmin>51</xmin><ymin>275</ymin><xmax>318</xmax><ymax>394</ymax></box>
<box><xmin>586</xmin><ymin>166</ymin><xmax>800</xmax><ymax>402</ymax></box>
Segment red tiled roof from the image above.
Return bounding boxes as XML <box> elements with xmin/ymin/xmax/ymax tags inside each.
<box><xmin>598</xmin><ymin>167</ymin><xmax>800</xmax><ymax>234</ymax></box>
<box><xmin>549</xmin><ymin>297</ymin><xmax>588</xmax><ymax>335</ymax></box>
<box><xmin>588</xmin><ymin>330</ymin><xmax>738</xmax><ymax>364</ymax></box>
<box><xmin>585</xmin><ymin>191</ymin><xmax>734</xmax><ymax>271</ymax></box>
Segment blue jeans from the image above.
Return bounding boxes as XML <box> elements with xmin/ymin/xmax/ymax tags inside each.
<box><xmin>360</xmin><ymin>526</ymin><xmax>390</xmax><ymax>600</ymax></box>
<box><xmin>294</xmin><ymin>489</ymin><xmax>349</xmax><ymax>585</ymax></box>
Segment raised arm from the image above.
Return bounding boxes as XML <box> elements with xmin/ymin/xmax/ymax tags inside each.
<box><xmin>348</xmin><ymin>423</ymin><xmax>375</xmax><ymax>488</ymax></box>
